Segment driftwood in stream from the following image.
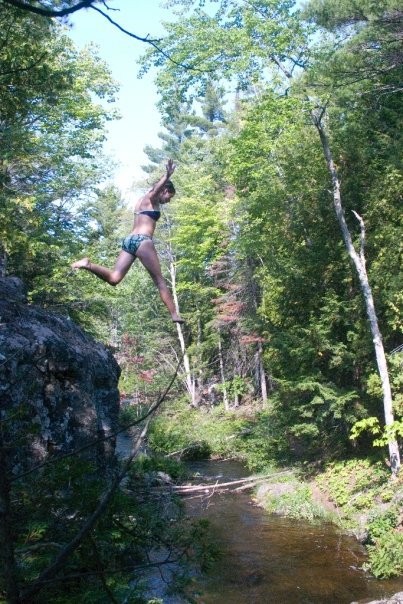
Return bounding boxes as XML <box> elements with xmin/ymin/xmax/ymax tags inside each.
<box><xmin>162</xmin><ymin>471</ymin><xmax>293</xmax><ymax>495</ymax></box>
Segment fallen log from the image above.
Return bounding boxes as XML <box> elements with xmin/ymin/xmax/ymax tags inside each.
<box><xmin>170</xmin><ymin>470</ymin><xmax>292</xmax><ymax>494</ymax></box>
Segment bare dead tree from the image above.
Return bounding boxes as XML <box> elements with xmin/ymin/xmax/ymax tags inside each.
<box><xmin>267</xmin><ymin>42</ymin><xmax>401</xmax><ymax>474</ymax></box>
<box><xmin>312</xmin><ymin>107</ymin><xmax>400</xmax><ymax>475</ymax></box>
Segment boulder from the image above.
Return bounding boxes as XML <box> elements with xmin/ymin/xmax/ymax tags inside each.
<box><xmin>0</xmin><ymin>276</ymin><xmax>120</xmax><ymax>474</ymax></box>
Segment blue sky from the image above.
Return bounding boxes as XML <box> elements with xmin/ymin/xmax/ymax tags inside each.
<box><xmin>69</xmin><ymin>1</ymin><xmax>172</xmax><ymax>198</ymax></box>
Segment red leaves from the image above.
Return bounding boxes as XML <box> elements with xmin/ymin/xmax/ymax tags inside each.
<box><xmin>120</xmin><ymin>334</ymin><xmax>156</xmax><ymax>383</ymax></box>
<box><xmin>138</xmin><ymin>369</ymin><xmax>157</xmax><ymax>383</ymax></box>
<box><xmin>121</xmin><ymin>334</ymin><xmax>138</xmax><ymax>346</ymax></box>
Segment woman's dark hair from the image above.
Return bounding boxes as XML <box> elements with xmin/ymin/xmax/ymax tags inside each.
<box><xmin>165</xmin><ymin>180</ymin><xmax>175</xmax><ymax>194</ymax></box>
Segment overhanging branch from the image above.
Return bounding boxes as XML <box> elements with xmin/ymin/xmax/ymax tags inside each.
<box><xmin>91</xmin><ymin>6</ymin><xmax>212</xmax><ymax>71</ymax></box>
<box><xmin>1</xmin><ymin>0</ymin><xmax>211</xmax><ymax>72</ymax></box>
<box><xmin>0</xmin><ymin>0</ymin><xmax>96</xmax><ymax>17</ymax></box>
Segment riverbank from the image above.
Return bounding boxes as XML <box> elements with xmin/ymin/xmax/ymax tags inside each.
<box><xmin>253</xmin><ymin>462</ymin><xmax>402</xmax><ymax>580</ymax></box>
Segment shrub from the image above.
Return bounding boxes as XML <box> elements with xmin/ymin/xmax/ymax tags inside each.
<box><xmin>148</xmin><ymin>400</ymin><xmax>249</xmax><ymax>460</ymax></box>
<box><xmin>366</xmin><ymin>532</ymin><xmax>403</xmax><ymax>579</ymax></box>
<box><xmin>131</xmin><ymin>454</ymin><xmax>189</xmax><ymax>482</ymax></box>
<box><xmin>366</xmin><ymin>508</ymin><xmax>399</xmax><ymax>543</ymax></box>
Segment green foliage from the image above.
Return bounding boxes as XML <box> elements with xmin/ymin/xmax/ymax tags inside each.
<box><xmin>119</xmin><ymin>404</ymin><xmax>149</xmax><ymax>428</ymax></box>
<box><xmin>4</xmin><ymin>453</ymin><xmax>213</xmax><ymax>602</ymax></box>
<box><xmin>236</xmin><ymin>411</ymin><xmax>287</xmax><ymax>472</ymax></box>
<box><xmin>4</xmin><ymin>0</ymin><xmax>403</xmax><ymax>593</ymax></box>
<box><xmin>0</xmin><ymin>6</ymin><xmax>119</xmax><ymax>320</ymax></box>
<box><xmin>131</xmin><ymin>453</ymin><xmax>189</xmax><ymax>482</ymax></box>
<box><xmin>136</xmin><ymin>0</ymin><xmax>403</xmax><ymax>472</ymax></box>
<box><xmin>316</xmin><ymin>459</ymin><xmax>391</xmax><ymax>512</ymax></box>
<box><xmin>366</xmin><ymin>532</ymin><xmax>403</xmax><ymax>579</ymax></box>
<box><xmin>219</xmin><ymin>376</ymin><xmax>250</xmax><ymax>400</ymax></box>
<box><xmin>139</xmin><ymin>0</ymin><xmax>309</xmax><ymax>114</ymax></box>
<box><xmin>185</xmin><ymin>518</ymin><xmax>222</xmax><ymax>573</ymax></box>
<box><xmin>350</xmin><ymin>417</ymin><xmax>403</xmax><ymax>448</ymax></box>
<box><xmin>366</xmin><ymin>508</ymin><xmax>399</xmax><ymax>543</ymax></box>
<box><xmin>315</xmin><ymin>459</ymin><xmax>402</xmax><ymax>577</ymax></box>
<box><xmin>236</xmin><ymin>379</ymin><xmax>363</xmax><ymax>465</ymax></box>
<box><xmin>148</xmin><ymin>399</ymin><xmax>250</xmax><ymax>460</ymax></box>
<box><xmin>367</xmin><ymin>353</ymin><xmax>403</xmax><ymax>416</ymax></box>
<box><xmin>350</xmin><ymin>417</ymin><xmax>382</xmax><ymax>440</ymax></box>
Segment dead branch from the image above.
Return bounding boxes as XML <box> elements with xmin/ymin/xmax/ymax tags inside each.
<box><xmin>19</xmin><ymin>554</ymin><xmax>185</xmax><ymax>587</ymax></box>
<box><xmin>0</xmin><ymin>0</ymin><xmax>212</xmax><ymax>72</ymax></box>
<box><xmin>352</xmin><ymin>209</ymin><xmax>366</xmax><ymax>265</ymax></box>
<box><xmin>16</xmin><ymin>542</ymin><xmax>63</xmax><ymax>553</ymax></box>
<box><xmin>91</xmin><ymin>6</ymin><xmax>208</xmax><ymax>72</ymax></box>
<box><xmin>233</xmin><ymin>479</ymin><xmax>272</xmax><ymax>492</ymax></box>
<box><xmin>20</xmin><ymin>421</ymin><xmax>150</xmax><ymax>602</ymax></box>
<box><xmin>164</xmin><ymin>443</ymin><xmax>205</xmax><ymax>458</ymax></box>
<box><xmin>88</xmin><ymin>534</ymin><xmax>119</xmax><ymax>604</ymax></box>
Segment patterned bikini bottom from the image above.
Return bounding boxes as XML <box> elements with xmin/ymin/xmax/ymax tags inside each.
<box><xmin>121</xmin><ymin>234</ymin><xmax>153</xmax><ymax>257</ymax></box>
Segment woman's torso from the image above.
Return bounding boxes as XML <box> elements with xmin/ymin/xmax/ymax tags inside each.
<box><xmin>130</xmin><ymin>194</ymin><xmax>161</xmax><ymax>236</ymax></box>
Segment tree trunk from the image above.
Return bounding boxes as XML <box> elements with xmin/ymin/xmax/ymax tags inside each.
<box><xmin>218</xmin><ymin>332</ymin><xmax>229</xmax><ymax>411</ymax></box>
<box><xmin>194</xmin><ymin>312</ymin><xmax>204</xmax><ymax>406</ymax></box>
<box><xmin>246</xmin><ymin>256</ymin><xmax>269</xmax><ymax>405</ymax></box>
<box><xmin>168</xmin><ymin>254</ymin><xmax>195</xmax><ymax>404</ymax></box>
<box><xmin>0</xmin><ymin>243</ymin><xmax>7</xmax><ymax>278</ymax></box>
<box><xmin>256</xmin><ymin>340</ymin><xmax>268</xmax><ymax>408</ymax></box>
<box><xmin>269</xmin><ymin>52</ymin><xmax>399</xmax><ymax>471</ymax></box>
<box><xmin>0</xmin><ymin>440</ymin><xmax>20</xmax><ymax>603</ymax></box>
<box><xmin>314</xmin><ymin>113</ymin><xmax>400</xmax><ymax>474</ymax></box>
<box><xmin>269</xmin><ymin>52</ymin><xmax>400</xmax><ymax>472</ymax></box>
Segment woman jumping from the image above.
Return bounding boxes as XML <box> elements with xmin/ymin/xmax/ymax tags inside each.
<box><xmin>72</xmin><ymin>159</ymin><xmax>184</xmax><ymax>323</ymax></box>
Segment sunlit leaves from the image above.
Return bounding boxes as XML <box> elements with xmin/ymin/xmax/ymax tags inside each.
<box><xmin>139</xmin><ymin>0</ymin><xmax>311</xmax><ymax>116</ymax></box>
<box><xmin>0</xmin><ymin>8</ymin><xmax>119</xmax><ymax>305</ymax></box>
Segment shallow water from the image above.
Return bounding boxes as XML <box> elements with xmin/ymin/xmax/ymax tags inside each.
<box><xmin>185</xmin><ymin>460</ymin><xmax>403</xmax><ymax>604</ymax></box>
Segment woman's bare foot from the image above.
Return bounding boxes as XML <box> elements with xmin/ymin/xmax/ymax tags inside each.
<box><xmin>71</xmin><ymin>257</ymin><xmax>90</xmax><ymax>270</ymax></box>
<box><xmin>172</xmin><ymin>314</ymin><xmax>185</xmax><ymax>324</ymax></box>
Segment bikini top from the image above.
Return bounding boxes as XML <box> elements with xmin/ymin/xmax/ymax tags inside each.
<box><xmin>134</xmin><ymin>209</ymin><xmax>161</xmax><ymax>221</ymax></box>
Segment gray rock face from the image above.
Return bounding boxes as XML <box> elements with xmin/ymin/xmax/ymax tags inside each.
<box><xmin>0</xmin><ymin>277</ymin><xmax>121</xmax><ymax>474</ymax></box>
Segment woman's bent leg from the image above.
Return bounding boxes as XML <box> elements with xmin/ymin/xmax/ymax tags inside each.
<box><xmin>135</xmin><ymin>240</ymin><xmax>184</xmax><ymax>323</ymax></box>
<box><xmin>72</xmin><ymin>251</ymin><xmax>135</xmax><ymax>286</ymax></box>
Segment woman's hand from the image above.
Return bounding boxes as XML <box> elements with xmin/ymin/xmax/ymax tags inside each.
<box><xmin>166</xmin><ymin>159</ymin><xmax>176</xmax><ymax>177</ymax></box>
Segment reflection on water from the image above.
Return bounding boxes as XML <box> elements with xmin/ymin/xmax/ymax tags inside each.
<box><xmin>185</xmin><ymin>461</ymin><xmax>403</xmax><ymax>604</ymax></box>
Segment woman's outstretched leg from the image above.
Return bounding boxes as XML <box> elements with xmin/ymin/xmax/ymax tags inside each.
<box><xmin>71</xmin><ymin>251</ymin><xmax>135</xmax><ymax>286</ymax></box>
<box><xmin>135</xmin><ymin>240</ymin><xmax>184</xmax><ymax>323</ymax></box>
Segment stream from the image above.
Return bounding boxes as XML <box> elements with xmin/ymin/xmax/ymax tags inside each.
<box><xmin>116</xmin><ymin>437</ymin><xmax>403</xmax><ymax>603</ymax></box>
<box><xmin>183</xmin><ymin>460</ymin><xmax>402</xmax><ymax>603</ymax></box>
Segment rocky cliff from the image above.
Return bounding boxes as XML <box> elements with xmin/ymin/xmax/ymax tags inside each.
<box><xmin>0</xmin><ymin>277</ymin><xmax>121</xmax><ymax>474</ymax></box>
